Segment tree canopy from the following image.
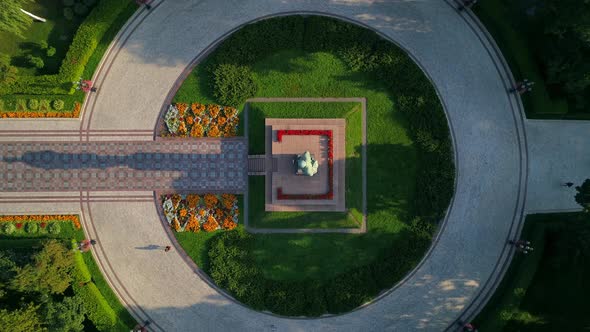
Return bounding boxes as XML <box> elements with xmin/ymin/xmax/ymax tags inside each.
<box><xmin>0</xmin><ymin>0</ymin><xmax>33</xmax><ymax>38</ymax></box>
<box><xmin>11</xmin><ymin>239</ymin><xmax>74</xmax><ymax>294</ymax></box>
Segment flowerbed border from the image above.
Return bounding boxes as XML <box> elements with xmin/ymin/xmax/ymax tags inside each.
<box><xmin>276</xmin><ymin>129</ymin><xmax>334</xmax><ymax>200</ymax></box>
<box><xmin>0</xmin><ymin>102</ymin><xmax>81</xmax><ymax>118</ymax></box>
<box><xmin>0</xmin><ymin>214</ymin><xmax>81</xmax><ymax>229</ymax></box>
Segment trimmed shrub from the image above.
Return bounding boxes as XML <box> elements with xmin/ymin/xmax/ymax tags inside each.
<box><xmin>38</xmin><ymin>41</ymin><xmax>48</xmax><ymax>50</ymax></box>
<box><xmin>27</xmin><ymin>99</ymin><xmax>39</xmax><ymax>110</ymax></box>
<box><xmin>211</xmin><ymin>64</ymin><xmax>257</xmax><ymax>107</ymax></box>
<box><xmin>73</xmin><ymin>283</ymin><xmax>117</xmax><ymax>330</ymax></box>
<box><xmin>3</xmin><ymin>223</ymin><xmax>16</xmax><ymax>234</ymax></box>
<box><xmin>0</xmin><ymin>64</ymin><xmax>18</xmax><ymax>86</ymax></box>
<box><xmin>64</xmin><ymin>7</ymin><xmax>74</xmax><ymax>20</ymax></box>
<box><xmin>26</xmin><ymin>55</ymin><xmax>44</xmax><ymax>69</ymax></box>
<box><xmin>24</xmin><ymin>222</ymin><xmax>38</xmax><ymax>234</ymax></box>
<box><xmin>52</xmin><ymin>99</ymin><xmax>65</xmax><ymax>110</ymax></box>
<box><xmin>63</xmin><ymin>0</ymin><xmax>75</xmax><ymax>6</ymax></box>
<box><xmin>15</xmin><ymin>99</ymin><xmax>27</xmax><ymax>111</ymax></box>
<box><xmin>74</xmin><ymin>3</ymin><xmax>89</xmax><ymax>16</ymax></box>
<box><xmin>47</xmin><ymin>223</ymin><xmax>61</xmax><ymax>235</ymax></box>
<box><xmin>59</xmin><ymin>0</ymin><xmax>134</xmax><ymax>82</ymax></box>
<box><xmin>39</xmin><ymin>99</ymin><xmax>50</xmax><ymax>111</ymax></box>
<box><xmin>46</xmin><ymin>47</ymin><xmax>56</xmax><ymax>57</ymax></box>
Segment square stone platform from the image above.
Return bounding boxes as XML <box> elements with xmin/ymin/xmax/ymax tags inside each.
<box><xmin>265</xmin><ymin>119</ymin><xmax>345</xmax><ymax>212</ymax></box>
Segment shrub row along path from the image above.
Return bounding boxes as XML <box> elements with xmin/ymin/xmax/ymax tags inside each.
<box><xmin>0</xmin><ymin>0</ymin><xmax>588</xmax><ymax>331</ymax></box>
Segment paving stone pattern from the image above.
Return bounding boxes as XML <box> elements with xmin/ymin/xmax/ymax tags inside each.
<box><xmin>0</xmin><ymin>140</ymin><xmax>247</xmax><ymax>192</ymax></box>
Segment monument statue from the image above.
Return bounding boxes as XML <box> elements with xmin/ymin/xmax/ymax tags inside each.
<box><xmin>296</xmin><ymin>151</ymin><xmax>319</xmax><ymax>176</ymax></box>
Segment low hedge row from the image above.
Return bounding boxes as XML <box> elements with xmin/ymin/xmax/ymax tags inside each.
<box><xmin>73</xmin><ymin>282</ymin><xmax>117</xmax><ymax>330</ymax></box>
<box><xmin>209</xmin><ymin>227</ymin><xmax>431</xmax><ymax>316</ymax></box>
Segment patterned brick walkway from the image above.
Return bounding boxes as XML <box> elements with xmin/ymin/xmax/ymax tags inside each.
<box><xmin>0</xmin><ymin>139</ymin><xmax>246</xmax><ymax>192</ymax></box>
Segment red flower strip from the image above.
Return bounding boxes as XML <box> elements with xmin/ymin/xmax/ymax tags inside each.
<box><xmin>276</xmin><ymin>130</ymin><xmax>334</xmax><ymax>200</ymax></box>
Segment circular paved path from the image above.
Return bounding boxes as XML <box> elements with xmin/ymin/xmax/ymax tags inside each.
<box><xmin>0</xmin><ymin>0</ymin><xmax>588</xmax><ymax>331</ymax></box>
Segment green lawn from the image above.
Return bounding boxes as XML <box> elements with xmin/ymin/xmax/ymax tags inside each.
<box><xmin>247</xmin><ymin>101</ymin><xmax>363</xmax><ymax>229</ymax></box>
<box><xmin>171</xmin><ymin>16</ymin><xmax>454</xmax><ymax>315</ymax></box>
<box><xmin>474</xmin><ymin>0</ymin><xmax>578</xmax><ymax>118</ymax></box>
<box><xmin>0</xmin><ymin>219</ymin><xmax>135</xmax><ymax>331</ymax></box>
<box><xmin>475</xmin><ymin>212</ymin><xmax>590</xmax><ymax>331</ymax></box>
<box><xmin>175</xmin><ymin>50</ymin><xmax>419</xmax><ymax>282</ymax></box>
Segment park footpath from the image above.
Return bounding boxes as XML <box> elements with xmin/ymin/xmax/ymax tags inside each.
<box><xmin>0</xmin><ymin>0</ymin><xmax>588</xmax><ymax>331</ymax></box>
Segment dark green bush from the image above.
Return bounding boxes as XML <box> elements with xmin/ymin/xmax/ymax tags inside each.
<box><xmin>3</xmin><ymin>223</ymin><xmax>15</xmax><ymax>234</ymax></box>
<box><xmin>83</xmin><ymin>0</ymin><xmax>97</xmax><ymax>6</ymax></box>
<box><xmin>73</xmin><ymin>283</ymin><xmax>117</xmax><ymax>330</ymax></box>
<box><xmin>324</xmin><ymin>268</ymin><xmax>379</xmax><ymax>313</ymax></box>
<box><xmin>48</xmin><ymin>223</ymin><xmax>61</xmax><ymax>235</ymax></box>
<box><xmin>27</xmin><ymin>99</ymin><xmax>39</xmax><ymax>110</ymax></box>
<box><xmin>52</xmin><ymin>99</ymin><xmax>65</xmax><ymax>110</ymax></box>
<box><xmin>211</xmin><ymin>64</ymin><xmax>257</xmax><ymax>106</ymax></box>
<box><xmin>74</xmin><ymin>3</ymin><xmax>89</xmax><ymax>16</ymax></box>
<box><xmin>24</xmin><ymin>223</ymin><xmax>38</xmax><ymax>234</ymax></box>
<box><xmin>211</xmin><ymin>16</ymin><xmax>304</xmax><ymax>65</ymax></box>
<box><xmin>46</xmin><ymin>47</ymin><xmax>56</xmax><ymax>57</ymax></box>
<box><xmin>64</xmin><ymin>8</ymin><xmax>74</xmax><ymax>20</ymax></box>
<box><xmin>26</xmin><ymin>55</ymin><xmax>44</xmax><ymax>69</ymax></box>
<box><xmin>63</xmin><ymin>0</ymin><xmax>75</xmax><ymax>6</ymax></box>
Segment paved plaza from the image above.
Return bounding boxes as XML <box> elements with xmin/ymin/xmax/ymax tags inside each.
<box><xmin>0</xmin><ymin>140</ymin><xmax>247</xmax><ymax>192</ymax></box>
<box><xmin>0</xmin><ymin>1</ymin><xmax>588</xmax><ymax>331</ymax></box>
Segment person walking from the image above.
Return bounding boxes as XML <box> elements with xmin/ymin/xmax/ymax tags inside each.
<box><xmin>458</xmin><ymin>0</ymin><xmax>478</xmax><ymax>11</ymax></box>
<box><xmin>509</xmin><ymin>79</ymin><xmax>534</xmax><ymax>94</ymax></box>
<box><xmin>132</xmin><ymin>320</ymin><xmax>151</xmax><ymax>332</ymax></box>
<box><xmin>77</xmin><ymin>239</ymin><xmax>96</xmax><ymax>252</ymax></box>
<box><xmin>136</xmin><ymin>0</ymin><xmax>152</xmax><ymax>10</ymax></box>
<box><xmin>562</xmin><ymin>182</ymin><xmax>574</xmax><ymax>187</ymax></box>
<box><xmin>458</xmin><ymin>321</ymin><xmax>478</xmax><ymax>332</ymax></box>
<box><xmin>164</xmin><ymin>245</ymin><xmax>171</xmax><ymax>252</ymax></box>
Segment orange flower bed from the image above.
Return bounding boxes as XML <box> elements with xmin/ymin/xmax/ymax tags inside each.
<box><xmin>185</xmin><ymin>215</ymin><xmax>200</xmax><ymax>233</ymax></box>
<box><xmin>222</xmin><ymin>217</ymin><xmax>237</xmax><ymax>230</ymax></box>
<box><xmin>202</xmin><ymin>215</ymin><xmax>219</xmax><ymax>232</ymax></box>
<box><xmin>191</xmin><ymin>103</ymin><xmax>205</xmax><ymax>116</ymax></box>
<box><xmin>0</xmin><ymin>102</ymin><xmax>81</xmax><ymax>118</ymax></box>
<box><xmin>208</xmin><ymin>125</ymin><xmax>220</xmax><ymax>137</ymax></box>
<box><xmin>163</xmin><ymin>103</ymin><xmax>239</xmax><ymax>138</ymax></box>
<box><xmin>186</xmin><ymin>194</ymin><xmax>200</xmax><ymax>209</ymax></box>
<box><xmin>208</xmin><ymin>104</ymin><xmax>220</xmax><ymax>118</ymax></box>
<box><xmin>0</xmin><ymin>215</ymin><xmax>81</xmax><ymax>229</ymax></box>
<box><xmin>221</xmin><ymin>194</ymin><xmax>237</xmax><ymax>210</ymax></box>
<box><xmin>162</xmin><ymin>193</ymin><xmax>239</xmax><ymax>233</ymax></box>
<box><xmin>204</xmin><ymin>194</ymin><xmax>218</xmax><ymax>209</ymax></box>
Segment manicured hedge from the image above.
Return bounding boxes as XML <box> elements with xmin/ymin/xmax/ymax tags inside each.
<box><xmin>208</xmin><ymin>227</ymin><xmax>430</xmax><ymax>316</ymax></box>
<box><xmin>73</xmin><ymin>282</ymin><xmax>117</xmax><ymax>330</ymax></box>
<box><xmin>71</xmin><ymin>239</ymin><xmax>92</xmax><ymax>282</ymax></box>
<box><xmin>59</xmin><ymin>0</ymin><xmax>131</xmax><ymax>83</ymax></box>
